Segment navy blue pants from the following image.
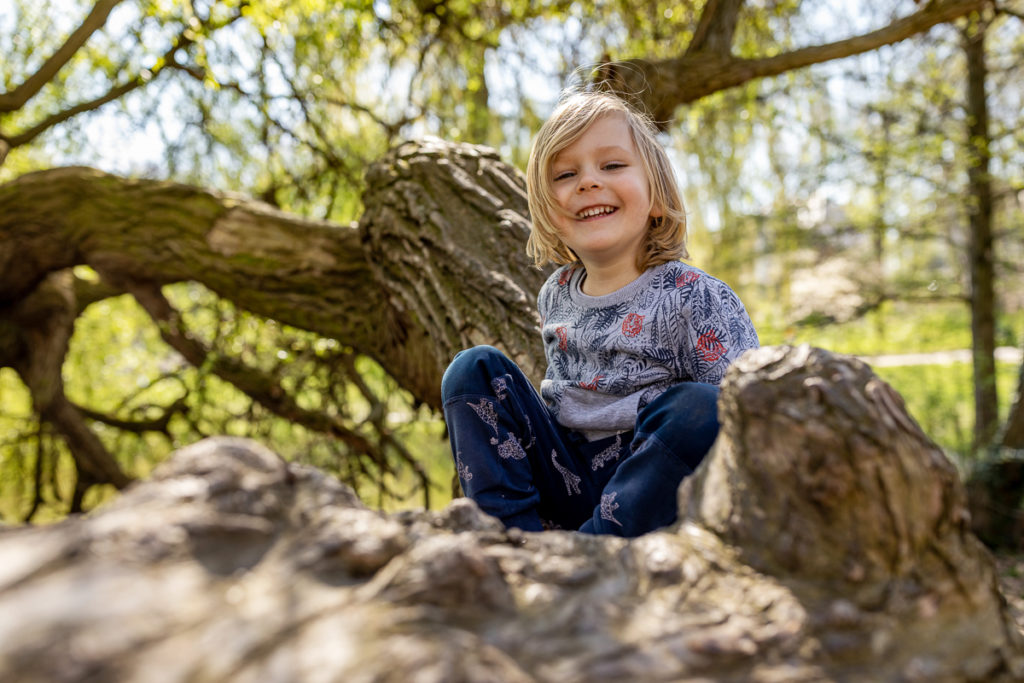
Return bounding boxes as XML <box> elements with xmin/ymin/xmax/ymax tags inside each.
<box><xmin>441</xmin><ymin>346</ymin><xmax>720</xmax><ymax>537</ymax></box>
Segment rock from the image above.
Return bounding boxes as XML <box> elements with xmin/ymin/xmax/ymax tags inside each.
<box><xmin>1</xmin><ymin>346</ymin><xmax>1021</xmax><ymax>682</ymax></box>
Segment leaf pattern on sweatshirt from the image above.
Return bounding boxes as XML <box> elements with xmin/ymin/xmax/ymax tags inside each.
<box><xmin>538</xmin><ymin>261</ymin><xmax>759</xmax><ymax>433</ymax></box>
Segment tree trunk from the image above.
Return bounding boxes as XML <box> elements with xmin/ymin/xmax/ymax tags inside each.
<box><xmin>358</xmin><ymin>140</ymin><xmax>550</xmax><ymax>403</ymax></box>
<box><xmin>1004</xmin><ymin>350</ymin><xmax>1024</xmax><ymax>449</ymax></box>
<box><xmin>963</xmin><ymin>15</ymin><xmax>999</xmax><ymax>449</ymax></box>
<box><xmin>0</xmin><ymin>346</ymin><xmax>1020</xmax><ymax>682</ymax></box>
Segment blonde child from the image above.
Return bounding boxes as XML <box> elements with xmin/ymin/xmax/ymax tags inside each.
<box><xmin>441</xmin><ymin>90</ymin><xmax>758</xmax><ymax>536</ymax></box>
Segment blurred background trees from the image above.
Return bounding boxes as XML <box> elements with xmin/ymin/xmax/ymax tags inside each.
<box><xmin>1</xmin><ymin>0</ymin><xmax>1022</xmax><ymax>523</ymax></box>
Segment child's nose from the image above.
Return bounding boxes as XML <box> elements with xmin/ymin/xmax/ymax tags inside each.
<box><xmin>577</xmin><ymin>175</ymin><xmax>600</xmax><ymax>192</ymax></box>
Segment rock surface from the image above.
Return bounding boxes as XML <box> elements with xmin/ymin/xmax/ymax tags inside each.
<box><xmin>1</xmin><ymin>345</ymin><xmax>1022</xmax><ymax>682</ymax></box>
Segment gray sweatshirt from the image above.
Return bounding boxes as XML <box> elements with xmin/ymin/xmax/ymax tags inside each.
<box><xmin>538</xmin><ymin>261</ymin><xmax>759</xmax><ymax>439</ymax></box>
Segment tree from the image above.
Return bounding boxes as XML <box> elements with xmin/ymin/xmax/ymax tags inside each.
<box><xmin>0</xmin><ymin>0</ymin><xmax>994</xmax><ymax>515</ymax></box>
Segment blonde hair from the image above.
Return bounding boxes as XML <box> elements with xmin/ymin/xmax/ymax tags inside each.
<box><xmin>525</xmin><ymin>90</ymin><xmax>688</xmax><ymax>270</ymax></box>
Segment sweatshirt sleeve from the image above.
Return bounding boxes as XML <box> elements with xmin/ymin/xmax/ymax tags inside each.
<box><xmin>676</xmin><ymin>276</ymin><xmax>759</xmax><ymax>385</ymax></box>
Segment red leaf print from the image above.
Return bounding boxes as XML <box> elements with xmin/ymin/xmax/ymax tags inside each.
<box><xmin>580</xmin><ymin>375</ymin><xmax>603</xmax><ymax>390</ymax></box>
<box><xmin>558</xmin><ymin>268</ymin><xmax>574</xmax><ymax>286</ymax></box>
<box><xmin>676</xmin><ymin>271</ymin><xmax>700</xmax><ymax>287</ymax></box>
<box><xmin>621</xmin><ymin>312</ymin><xmax>644</xmax><ymax>338</ymax></box>
<box><xmin>696</xmin><ymin>329</ymin><xmax>727</xmax><ymax>363</ymax></box>
<box><xmin>556</xmin><ymin>326</ymin><xmax>568</xmax><ymax>351</ymax></box>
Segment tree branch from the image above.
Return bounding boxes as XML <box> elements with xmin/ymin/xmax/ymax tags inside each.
<box><xmin>73</xmin><ymin>275</ymin><xmax>125</xmax><ymax>312</ymax></box>
<box><xmin>604</xmin><ymin>0</ymin><xmax>986</xmax><ymax>126</ymax></box>
<box><xmin>338</xmin><ymin>353</ymin><xmax>434</xmax><ymax>507</ymax></box>
<box><xmin>74</xmin><ymin>397</ymin><xmax>186</xmax><ymax>435</ymax></box>
<box><xmin>0</xmin><ymin>0</ymin><xmax>125</xmax><ymax>113</ymax></box>
<box><xmin>686</xmin><ymin>0</ymin><xmax>746</xmax><ymax>56</ymax></box>
<box><xmin>128</xmin><ymin>281</ymin><xmax>386</xmax><ymax>462</ymax></box>
<box><xmin>0</xmin><ymin>166</ymin><xmax>378</xmax><ymax>332</ymax></box>
<box><xmin>43</xmin><ymin>393</ymin><xmax>133</xmax><ymax>489</ymax></box>
<box><xmin>4</xmin><ymin>2</ymin><xmax>246</xmax><ymax>150</ymax></box>
<box><xmin>5</xmin><ymin>76</ymin><xmax>153</xmax><ymax>149</ymax></box>
<box><xmin>23</xmin><ymin>423</ymin><xmax>47</xmax><ymax>522</ymax></box>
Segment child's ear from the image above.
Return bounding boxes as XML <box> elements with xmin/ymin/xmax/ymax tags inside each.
<box><xmin>649</xmin><ymin>202</ymin><xmax>664</xmax><ymax>219</ymax></box>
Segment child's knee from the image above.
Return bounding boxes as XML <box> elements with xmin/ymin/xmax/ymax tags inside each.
<box><xmin>441</xmin><ymin>345</ymin><xmax>509</xmax><ymax>401</ymax></box>
<box><xmin>637</xmin><ymin>382</ymin><xmax>720</xmax><ymax>443</ymax></box>
<box><xmin>677</xmin><ymin>382</ymin><xmax>720</xmax><ymax>430</ymax></box>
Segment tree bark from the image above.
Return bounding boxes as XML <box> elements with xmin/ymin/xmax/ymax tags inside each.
<box><xmin>358</xmin><ymin>139</ymin><xmax>550</xmax><ymax>400</ymax></box>
<box><xmin>599</xmin><ymin>0</ymin><xmax>986</xmax><ymax>126</ymax></box>
<box><xmin>0</xmin><ymin>346</ymin><xmax>1020</xmax><ymax>682</ymax></box>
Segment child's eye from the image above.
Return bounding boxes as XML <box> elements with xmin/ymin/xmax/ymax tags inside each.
<box><xmin>604</xmin><ymin>162</ymin><xmax>626</xmax><ymax>171</ymax></box>
<box><xmin>553</xmin><ymin>170</ymin><xmax>575</xmax><ymax>181</ymax></box>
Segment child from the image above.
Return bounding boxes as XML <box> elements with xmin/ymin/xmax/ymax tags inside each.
<box><xmin>441</xmin><ymin>89</ymin><xmax>759</xmax><ymax>537</ymax></box>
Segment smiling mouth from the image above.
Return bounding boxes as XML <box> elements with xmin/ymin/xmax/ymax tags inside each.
<box><xmin>576</xmin><ymin>206</ymin><xmax>617</xmax><ymax>219</ymax></box>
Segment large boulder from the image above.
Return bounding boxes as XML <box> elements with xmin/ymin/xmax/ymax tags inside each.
<box><xmin>1</xmin><ymin>346</ymin><xmax>1021</xmax><ymax>682</ymax></box>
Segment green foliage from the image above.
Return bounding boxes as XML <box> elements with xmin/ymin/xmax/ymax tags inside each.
<box><xmin>761</xmin><ymin>300</ymin><xmax>980</xmax><ymax>355</ymax></box>
<box><xmin>0</xmin><ymin>369</ymin><xmax>36</xmax><ymax>520</ymax></box>
<box><xmin>757</xmin><ymin>299</ymin><xmax>1024</xmax><ymax>462</ymax></box>
<box><xmin>874</xmin><ymin>361</ymin><xmax>1020</xmax><ymax>466</ymax></box>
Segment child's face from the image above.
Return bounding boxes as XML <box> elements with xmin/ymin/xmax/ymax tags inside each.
<box><xmin>549</xmin><ymin>112</ymin><xmax>657</xmax><ymax>272</ymax></box>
